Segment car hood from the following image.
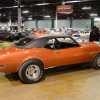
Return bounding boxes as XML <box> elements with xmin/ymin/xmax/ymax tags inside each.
<box><xmin>0</xmin><ymin>46</ymin><xmax>21</xmax><ymax>55</ymax></box>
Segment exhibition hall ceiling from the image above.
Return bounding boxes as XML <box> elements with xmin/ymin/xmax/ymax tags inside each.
<box><xmin>0</xmin><ymin>0</ymin><xmax>100</xmax><ymax>22</ymax></box>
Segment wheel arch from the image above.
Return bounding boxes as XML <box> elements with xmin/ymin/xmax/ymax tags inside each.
<box><xmin>17</xmin><ymin>58</ymin><xmax>45</xmax><ymax>72</ymax></box>
<box><xmin>92</xmin><ymin>53</ymin><xmax>100</xmax><ymax>63</ymax></box>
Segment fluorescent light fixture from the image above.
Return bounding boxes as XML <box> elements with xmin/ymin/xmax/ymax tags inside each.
<box><xmin>13</xmin><ymin>5</ymin><xmax>24</xmax><ymax>7</ymax></box>
<box><xmin>13</xmin><ymin>6</ymin><xmax>18</xmax><ymax>8</ymax></box>
<box><xmin>65</xmin><ymin>1</ymin><xmax>81</xmax><ymax>3</ymax></box>
<box><xmin>82</xmin><ymin>7</ymin><xmax>91</xmax><ymax>9</ymax></box>
<box><xmin>90</xmin><ymin>13</ymin><xmax>97</xmax><ymax>16</ymax></box>
<box><xmin>28</xmin><ymin>17</ymin><xmax>32</xmax><ymax>20</ymax></box>
<box><xmin>22</xmin><ymin>10</ymin><xmax>29</xmax><ymax>13</ymax></box>
<box><xmin>44</xmin><ymin>15</ymin><xmax>50</xmax><ymax>17</ymax></box>
<box><xmin>35</xmin><ymin>3</ymin><xmax>50</xmax><ymax>6</ymax></box>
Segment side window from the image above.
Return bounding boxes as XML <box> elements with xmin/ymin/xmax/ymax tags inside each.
<box><xmin>56</xmin><ymin>37</ymin><xmax>74</xmax><ymax>43</ymax></box>
<box><xmin>44</xmin><ymin>37</ymin><xmax>79</xmax><ymax>50</ymax></box>
<box><xmin>56</xmin><ymin>37</ymin><xmax>79</xmax><ymax>49</ymax></box>
<box><xmin>21</xmin><ymin>32</ymin><xmax>28</xmax><ymax>36</ymax></box>
<box><xmin>44</xmin><ymin>39</ymin><xmax>55</xmax><ymax>50</ymax></box>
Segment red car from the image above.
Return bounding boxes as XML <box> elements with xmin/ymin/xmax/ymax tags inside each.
<box><xmin>0</xmin><ymin>34</ymin><xmax>100</xmax><ymax>84</ymax></box>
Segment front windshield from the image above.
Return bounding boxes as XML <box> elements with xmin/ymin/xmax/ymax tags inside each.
<box><xmin>14</xmin><ymin>37</ymin><xmax>33</xmax><ymax>47</ymax></box>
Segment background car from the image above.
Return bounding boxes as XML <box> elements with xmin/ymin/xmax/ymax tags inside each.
<box><xmin>30</xmin><ymin>30</ymin><xmax>46</xmax><ymax>35</ymax></box>
<box><xmin>73</xmin><ymin>37</ymin><xmax>89</xmax><ymax>42</ymax></box>
<box><xmin>0</xmin><ymin>34</ymin><xmax>100</xmax><ymax>84</ymax></box>
<box><xmin>0</xmin><ymin>31</ymin><xmax>13</xmax><ymax>41</ymax></box>
<box><xmin>5</xmin><ymin>32</ymin><xmax>29</xmax><ymax>42</ymax></box>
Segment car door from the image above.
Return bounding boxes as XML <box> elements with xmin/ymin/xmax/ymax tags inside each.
<box><xmin>54</xmin><ymin>47</ymin><xmax>88</xmax><ymax>66</ymax></box>
<box><xmin>53</xmin><ymin>37</ymin><xmax>88</xmax><ymax>66</ymax></box>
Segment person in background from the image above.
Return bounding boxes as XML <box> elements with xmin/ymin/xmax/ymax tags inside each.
<box><xmin>89</xmin><ymin>26</ymin><xmax>100</xmax><ymax>42</ymax></box>
<box><xmin>89</xmin><ymin>26</ymin><xmax>96</xmax><ymax>42</ymax></box>
<box><xmin>65</xmin><ymin>28</ymin><xmax>71</xmax><ymax>36</ymax></box>
<box><xmin>62</xmin><ymin>27</ymin><xmax>65</xmax><ymax>34</ymax></box>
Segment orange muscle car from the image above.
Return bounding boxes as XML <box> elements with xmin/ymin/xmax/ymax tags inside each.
<box><xmin>0</xmin><ymin>34</ymin><xmax>100</xmax><ymax>84</ymax></box>
<box><xmin>30</xmin><ymin>30</ymin><xmax>46</xmax><ymax>35</ymax></box>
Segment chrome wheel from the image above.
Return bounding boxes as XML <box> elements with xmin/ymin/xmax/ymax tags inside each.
<box><xmin>25</xmin><ymin>65</ymin><xmax>40</xmax><ymax>80</ymax></box>
<box><xmin>97</xmin><ymin>56</ymin><xmax>100</xmax><ymax>67</ymax></box>
<box><xmin>18</xmin><ymin>59</ymin><xmax>44</xmax><ymax>84</ymax></box>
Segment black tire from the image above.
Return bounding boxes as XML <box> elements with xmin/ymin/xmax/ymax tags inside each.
<box><xmin>92</xmin><ymin>54</ymin><xmax>100</xmax><ymax>70</ymax></box>
<box><xmin>18</xmin><ymin>59</ymin><xmax>44</xmax><ymax>84</ymax></box>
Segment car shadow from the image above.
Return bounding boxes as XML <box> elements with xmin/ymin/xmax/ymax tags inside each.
<box><xmin>5</xmin><ymin>72</ymin><xmax>20</xmax><ymax>81</ymax></box>
<box><xmin>44</xmin><ymin>63</ymin><xmax>92</xmax><ymax>76</ymax></box>
<box><xmin>4</xmin><ymin>63</ymin><xmax>92</xmax><ymax>83</ymax></box>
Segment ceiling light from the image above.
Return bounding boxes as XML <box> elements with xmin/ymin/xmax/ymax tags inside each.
<box><xmin>28</xmin><ymin>17</ymin><xmax>32</xmax><ymax>20</ymax></box>
<box><xmin>35</xmin><ymin>3</ymin><xmax>50</xmax><ymax>6</ymax></box>
<box><xmin>44</xmin><ymin>15</ymin><xmax>50</xmax><ymax>17</ymax></box>
<box><xmin>22</xmin><ymin>10</ymin><xmax>29</xmax><ymax>13</ymax></box>
<box><xmin>82</xmin><ymin>7</ymin><xmax>91</xmax><ymax>9</ymax></box>
<box><xmin>65</xmin><ymin>1</ymin><xmax>81</xmax><ymax>3</ymax></box>
<box><xmin>90</xmin><ymin>14</ymin><xmax>97</xmax><ymax>16</ymax></box>
<box><xmin>13</xmin><ymin>6</ymin><xmax>18</xmax><ymax>8</ymax></box>
<box><xmin>13</xmin><ymin>5</ymin><xmax>24</xmax><ymax>8</ymax></box>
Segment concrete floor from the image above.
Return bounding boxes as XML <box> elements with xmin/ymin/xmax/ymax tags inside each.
<box><xmin>0</xmin><ymin>65</ymin><xmax>100</xmax><ymax>100</ymax></box>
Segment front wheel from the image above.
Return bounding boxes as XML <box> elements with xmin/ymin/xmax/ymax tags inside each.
<box><xmin>18</xmin><ymin>59</ymin><xmax>44</xmax><ymax>84</ymax></box>
<box><xmin>92</xmin><ymin>54</ymin><xmax>100</xmax><ymax>70</ymax></box>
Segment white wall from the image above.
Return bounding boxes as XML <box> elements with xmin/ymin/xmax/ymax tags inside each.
<box><xmin>54</xmin><ymin>20</ymin><xmax>70</xmax><ymax>30</ymax></box>
<box><xmin>24</xmin><ymin>21</ymin><xmax>35</xmax><ymax>30</ymax></box>
<box><xmin>72</xmin><ymin>19</ymin><xmax>91</xmax><ymax>30</ymax></box>
<box><xmin>0</xmin><ymin>19</ymin><xmax>93</xmax><ymax>31</ymax></box>
<box><xmin>94</xmin><ymin>18</ymin><xmax>100</xmax><ymax>29</ymax></box>
<box><xmin>0</xmin><ymin>22</ymin><xmax>8</xmax><ymax>30</ymax></box>
<box><xmin>94</xmin><ymin>21</ymin><xmax>100</xmax><ymax>28</ymax></box>
<box><xmin>38</xmin><ymin>20</ymin><xmax>52</xmax><ymax>29</ymax></box>
<box><xmin>11</xmin><ymin>22</ymin><xmax>18</xmax><ymax>26</ymax></box>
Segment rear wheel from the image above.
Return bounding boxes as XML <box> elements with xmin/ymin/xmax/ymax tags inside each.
<box><xmin>18</xmin><ymin>59</ymin><xmax>44</xmax><ymax>84</ymax></box>
<box><xmin>92</xmin><ymin>54</ymin><xmax>100</xmax><ymax>70</ymax></box>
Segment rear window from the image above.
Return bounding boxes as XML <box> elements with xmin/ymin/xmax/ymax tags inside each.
<box><xmin>13</xmin><ymin>36</ymin><xmax>49</xmax><ymax>48</ymax></box>
<box><xmin>14</xmin><ymin>37</ymin><xmax>33</xmax><ymax>47</ymax></box>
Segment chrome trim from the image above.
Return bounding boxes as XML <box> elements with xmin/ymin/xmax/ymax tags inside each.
<box><xmin>25</xmin><ymin>65</ymin><xmax>40</xmax><ymax>80</ymax></box>
<box><xmin>45</xmin><ymin>62</ymin><xmax>90</xmax><ymax>69</ymax></box>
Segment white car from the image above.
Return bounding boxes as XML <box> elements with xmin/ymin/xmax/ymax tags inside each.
<box><xmin>72</xmin><ymin>31</ymin><xmax>90</xmax><ymax>38</ymax></box>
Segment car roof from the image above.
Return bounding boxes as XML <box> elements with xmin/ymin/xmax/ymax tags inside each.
<box><xmin>14</xmin><ymin>34</ymin><xmax>80</xmax><ymax>49</ymax></box>
<box><xmin>28</xmin><ymin>34</ymin><xmax>70</xmax><ymax>39</ymax></box>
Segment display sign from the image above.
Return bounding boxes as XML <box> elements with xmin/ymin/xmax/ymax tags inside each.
<box><xmin>56</xmin><ymin>5</ymin><xmax>73</xmax><ymax>14</ymax></box>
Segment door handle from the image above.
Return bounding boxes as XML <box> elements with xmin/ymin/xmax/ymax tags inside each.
<box><xmin>56</xmin><ymin>52</ymin><xmax>61</xmax><ymax>54</ymax></box>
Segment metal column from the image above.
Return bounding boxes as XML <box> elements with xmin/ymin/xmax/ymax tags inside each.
<box><xmin>91</xmin><ymin>18</ymin><xmax>94</xmax><ymax>30</ymax></box>
<box><xmin>55</xmin><ymin>12</ymin><xmax>57</xmax><ymax>31</ymax></box>
<box><xmin>18</xmin><ymin>0</ymin><xmax>21</xmax><ymax>32</ymax></box>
